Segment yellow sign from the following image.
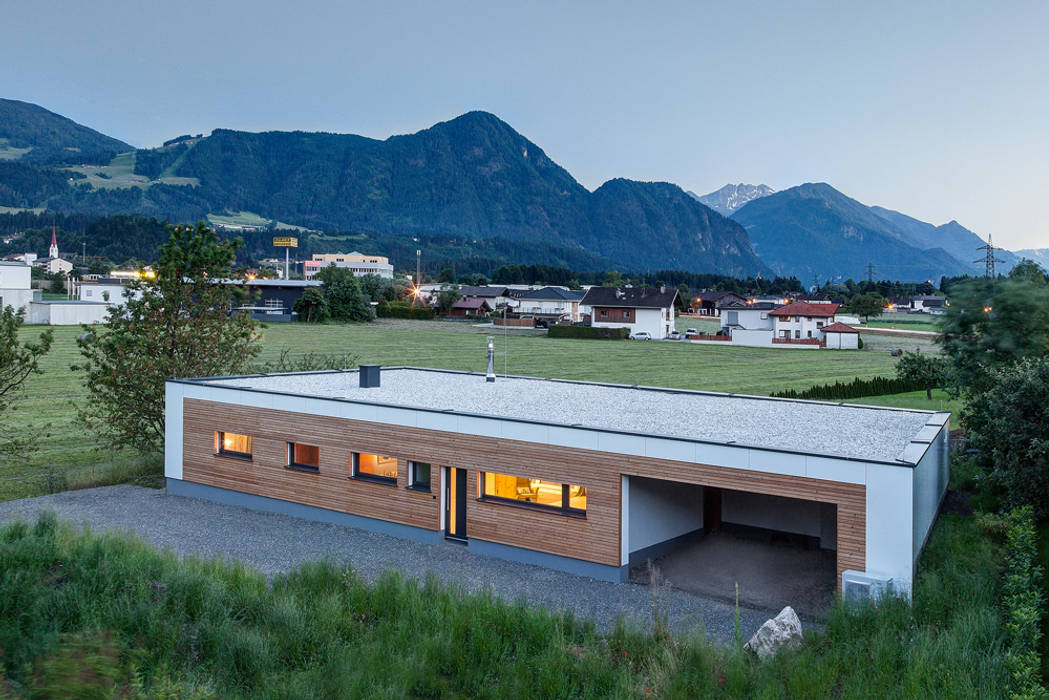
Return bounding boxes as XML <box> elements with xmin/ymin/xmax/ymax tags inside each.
<box><xmin>273</xmin><ymin>236</ymin><xmax>298</xmax><ymax>247</ymax></box>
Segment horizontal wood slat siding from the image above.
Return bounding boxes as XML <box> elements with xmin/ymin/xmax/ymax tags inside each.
<box><xmin>182</xmin><ymin>399</ymin><xmax>865</xmax><ymax>578</ymax></box>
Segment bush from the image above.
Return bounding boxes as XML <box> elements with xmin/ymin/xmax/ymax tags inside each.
<box><xmin>547</xmin><ymin>325</ymin><xmax>629</xmax><ymax>340</ymax></box>
<box><xmin>376</xmin><ymin>301</ymin><xmax>434</xmax><ymax>320</ymax></box>
<box><xmin>770</xmin><ymin>375</ymin><xmax>924</xmax><ymax>401</ymax></box>
<box><xmin>1002</xmin><ymin>507</ymin><xmax>1047</xmax><ymax>699</ymax></box>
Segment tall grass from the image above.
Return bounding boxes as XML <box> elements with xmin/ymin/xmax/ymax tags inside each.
<box><xmin>0</xmin><ymin>510</ymin><xmax>1008</xmax><ymax>697</ymax></box>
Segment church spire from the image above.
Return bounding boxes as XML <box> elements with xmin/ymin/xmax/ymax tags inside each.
<box><xmin>49</xmin><ymin>220</ymin><xmax>59</xmax><ymax>259</ymax></box>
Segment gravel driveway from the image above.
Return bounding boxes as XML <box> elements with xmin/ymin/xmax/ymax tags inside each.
<box><xmin>0</xmin><ymin>485</ymin><xmax>786</xmax><ymax>644</ymax></box>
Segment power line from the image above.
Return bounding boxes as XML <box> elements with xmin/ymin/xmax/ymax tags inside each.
<box><xmin>865</xmin><ymin>262</ymin><xmax>876</xmax><ymax>285</ymax></box>
<box><xmin>973</xmin><ymin>234</ymin><xmax>1005</xmax><ymax>278</ymax></box>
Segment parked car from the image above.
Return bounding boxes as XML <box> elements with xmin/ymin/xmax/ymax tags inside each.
<box><xmin>668</xmin><ymin>330</ymin><xmax>683</xmax><ymax>340</ymax></box>
<box><xmin>630</xmin><ymin>331</ymin><xmax>652</xmax><ymax>340</ymax></box>
<box><xmin>685</xmin><ymin>328</ymin><xmax>698</xmax><ymax>335</ymax></box>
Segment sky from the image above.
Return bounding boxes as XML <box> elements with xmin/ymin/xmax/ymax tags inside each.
<box><xmin>3</xmin><ymin>0</ymin><xmax>1047</xmax><ymax>250</ymax></box>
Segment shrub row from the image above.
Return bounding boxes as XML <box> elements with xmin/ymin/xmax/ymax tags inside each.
<box><xmin>547</xmin><ymin>325</ymin><xmax>629</xmax><ymax>340</ymax></box>
<box><xmin>376</xmin><ymin>301</ymin><xmax>434</xmax><ymax>320</ymax></box>
<box><xmin>1003</xmin><ymin>506</ymin><xmax>1047</xmax><ymax>699</ymax></box>
<box><xmin>770</xmin><ymin>375</ymin><xmax>924</xmax><ymax>401</ymax></box>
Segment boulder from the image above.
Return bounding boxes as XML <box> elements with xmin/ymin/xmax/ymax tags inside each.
<box><xmin>744</xmin><ymin>606</ymin><xmax>803</xmax><ymax>659</ymax></box>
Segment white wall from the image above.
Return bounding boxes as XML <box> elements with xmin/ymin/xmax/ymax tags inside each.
<box><xmin>865</xmin><ymin>463</ymin><xmax>915</xmax><ymax>592</ymax></box>
<box><xmin>592</xmin><ymin>307</ymin><xmax>668</xmax><ymax>339</ymax></box>
<box><xmin>0</xmin><ymin>288</ymin><xmax>37</xmax><ymax>314</ymax></box>
<box><xmin>28</xmin><ymin>301</ymin><xmax>109</xmax><ymax>325</ymax></box>
<box><xmin>724</xmin><ymin>308</ymin><xmax>773</xmax><ymax>330</ymax></box>
<box><xmin>824</xmin><ymin>332</ymin><xmax>859</xmax><ymax>349</ymax></box>
<box><xmin>627</xmin><ymin>476</ymin><xmax>703</xmax><ymax>554</ymax></box>
<box><xmin>722</xmin><ymin>490</ymin><xmax>836</xmax><ymax>548</ymax></box>
<box><xmin>729</xmin><ymin>329</ymin><xmax>774</xmax><ymax>347</ymax></box>
<box><xmin>0</xmin><ymin>264</ymin><xmax>31</xmax><ymax>290</ymax></box>
<box><xmin>912</xmin><ymin>424</ymin><xmax>949</xmax><ymax>567</ymax></box>
<box><xmin>164</xmin><ymin>382</ymin><xmax>185</xmax><ymax>479</ymax></box>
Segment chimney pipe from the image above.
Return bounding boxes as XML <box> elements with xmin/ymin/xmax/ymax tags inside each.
<box><xmin>359</xmin><ymin>364</ymin><xmax>380</xmax><ymax>388</ymax></box>
<box><xmin>485</xmin><ymin>336</ymin><xmax>495</xmax><ymax>383</ymax></box>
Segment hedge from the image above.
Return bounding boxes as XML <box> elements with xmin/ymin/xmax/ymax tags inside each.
<box><xmin>547</xmin><ymin>325</ymin><xmax>629</xmax><ymax>340</ymax></box>
<box><xmin>770</xmin><ymin>375</ymin><xmax>924</xmax><ymax>401</ymax></box>
<box><xmin>376</xmin><ymin>301</ymin><xmax>434</xmax><ymax>320</ymax></box>
<box><xmin>1003</xmin><ymin>507</ymin><xmax>1047</xmax><ymax>699</ymax></box>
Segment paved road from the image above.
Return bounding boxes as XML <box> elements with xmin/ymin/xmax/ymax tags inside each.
<box><xmin>0</xmin><ymin>485</ymin><xmax>788</xmax><ymax>644</ymax></box>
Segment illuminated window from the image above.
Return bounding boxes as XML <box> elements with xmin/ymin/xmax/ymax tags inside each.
<box><xmin>408</xmin><ymin>461</ymin><xmax>431</xmax><ymax>491</ymax></box>
<box><xmin>352</xmin><ymin>452</ymin><xmax>398</xmax><ymax>484</ymax></box>
<box><xmin>480</xmin><ymin>472</ymin><xmax>586</xmax><ymax>515</ymax></box>
<box><xmin>215</xmin><ymin>431</ymin><xmax>252</xmax><ymax>460</ymax></box>
<box><xmin>287</xmin><ymin>442</ymin><xmax>319</xmax><ymax>472</ymax></box>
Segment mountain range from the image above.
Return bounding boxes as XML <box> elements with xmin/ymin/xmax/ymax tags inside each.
<box><xmin>0</xmin><ymin>98</ymin><xmax>1026</xmax><ymax>281</ymax></box>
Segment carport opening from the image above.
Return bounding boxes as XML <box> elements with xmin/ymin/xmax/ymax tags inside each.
<box><xmin>626</xmin><ymin>476</ymin><xmax>838</xmax><ymax>615</ymax></box>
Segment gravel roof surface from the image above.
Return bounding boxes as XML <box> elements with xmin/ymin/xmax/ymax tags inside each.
<box><xmin>0</xmin><ymin>486</ymin><xmax>796</xmax><ymax>642</ymax></box>
<box><xmin>204</xmin><ymin>368</ymin><xmax>931</xmax><ymax>462</ymax></box>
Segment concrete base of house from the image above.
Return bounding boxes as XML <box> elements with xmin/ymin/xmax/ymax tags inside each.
<box><xmin>166</xmin><ymin>478</ymin><xmax>444</xmax><ymax>546</ymax></box>
<box><xmin>165</xmin><ymin>478</ymin><xmax>629</xmax><ymax>583</ymax></box>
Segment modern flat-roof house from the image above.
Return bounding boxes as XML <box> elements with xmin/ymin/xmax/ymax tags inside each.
<box><xmin>581</xmin><ymin>287</ymin><xmax>681</xmax><ymax>340</ymax></box>
<box><xmin>165</xmin><ymin>366</ymin><xmax>949</xmax><ymax>598</ymax></box>
<box><xmin>692</xmin><ymin>291</ymin><xmax>747</xmax><ymax>316</ymax></box>
<box><xmin>0</xmin><ymin>261</ymin><xmax>39</xmax><ymax>314</ymax></box>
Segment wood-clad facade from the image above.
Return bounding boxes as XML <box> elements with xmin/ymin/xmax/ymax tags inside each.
<box><xmin>182</xmin><ymin>398</ymin><xmax>865</xmax><ymax>579</ymax></box>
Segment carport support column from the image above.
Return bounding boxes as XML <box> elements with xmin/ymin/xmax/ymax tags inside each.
<box><xmin>620</xmin><ymin>475</ymin><xmax>630</xmax><ymax>566</ymax></box>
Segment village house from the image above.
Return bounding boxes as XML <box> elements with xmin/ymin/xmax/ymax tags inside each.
<box><xmin>515</xmin><ymin>286</ymin><xmax>586</xmax><ymax>323</ymax></box>
<box><xmin>768</xmin><ymin>301</ymin><xmax>841</xmax><ymax>342</ymax></box>
<box><xmin>581</xmin><ymin>286</ymin><xmax>681</xmax><ymax>340</ymax></box>
<box><xmin>691</xmin><ymin>291</ymin><xmax>746</xmax><ymax>316</ymax></box>
<box><xmin>448</xmin><ymin>297</ymin><xmax>492</xmax><ymax>318</ymax></box>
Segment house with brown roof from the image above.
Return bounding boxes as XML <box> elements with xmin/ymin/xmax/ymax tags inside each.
<box><xmin>448</xmin><ymin>297</ymin><xmax>493</xmax><ymax>318</ymax></box>
<box><xmin>822</xmin><ymin>321</ymin><xmax>861</xmax><ymax>349</ymax></box>
<box><xmin>581</xmin><ymin>286</ymin><xmax>681</xmax><ymax>339</ymax></box>
<box><xmin>768</xmin><ymin>301</ymin><xmax>841</xmax><ymax>342</ymax></box>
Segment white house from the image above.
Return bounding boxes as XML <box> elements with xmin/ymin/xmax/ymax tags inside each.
<box><xmin>515</xmin><ymin>287</ymin><xmax>586</xmax><ymax>322</ymax></box>
<box><xmin>768</xmin><ymin>302</ymin><xmax>841</xmax><ymax>342</ymax></box>
<box><xmin>581</xmin><ymin>287</ymin><xmax>680</xmax><ymax>339</ymax></box>
<box><xmin>77</xmin><ymin>277</ymin><xmax>134</xmax><ymax>304</ymax></box>
<box><xmin>0</xmin><ymin>261</ymin><xmax>39</xmax><ymax>314</ymax></box>
<box><xmin>35</xmin><ymin>226</ymin><xmax>74</xmax><ymax>276</ymax></box>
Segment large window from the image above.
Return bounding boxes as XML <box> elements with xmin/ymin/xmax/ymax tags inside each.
<box><xmin>408</xmin><ymin>461</ymin><xmax>431</xmax><ymax>491</ymax></box>
<box><xmin>352</xmin><ymin>452</ymin><xmax>398</xmax><ymax>484</ymax></box>
<box><xmin>479</xmin><ymin>472</ymin><xmax>586</xmax><ymax>515</ymax></box>
<box><xmin>287</xmin><ymin>442</ymin><xmax>320</xmax><ymax>472</ymax></box>
<box><xmin>215</xmin><ymin>431</ymin><xmax>252</xmax><ymax>460</ymax></box>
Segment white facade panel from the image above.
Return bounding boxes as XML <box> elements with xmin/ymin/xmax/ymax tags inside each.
<box><xmin>164</xmin><ymin>383</ymin><xmax>185</xmax><ymax>479</ymax></box>
<box><xmin>865</xmin><ymin>463</ymin><xmax>915</xmax><ymax>591</ymax></box>
<box><xmin>805</xmin><ymin>455</ymin><xmax>866</xmax><ymax>485</ymax></box>
<box><xmin>912</xmin><ymin>426</ymin><xmax>949</xmax><ymax>566</ymax></box>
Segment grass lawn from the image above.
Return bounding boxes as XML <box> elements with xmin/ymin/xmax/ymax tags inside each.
<box><xmin>863</xmin><ymin>318</ymin><xmax>942</xmax><ymax>332</ymax></box>
<box><xmin>848</xmin><ymin>389</ymin><xmax>963</xmax><ymax>418</ymax></box>
<box><xmin>8</xmin><ymin>319</ymin><xmax>931</xmax><ymax>503</ymax></box>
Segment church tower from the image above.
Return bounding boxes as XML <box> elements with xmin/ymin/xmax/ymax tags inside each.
<box><xmin>49</xmin><ymin>222</ymin><xmax>59</xmax><ymax>259</ymax></box>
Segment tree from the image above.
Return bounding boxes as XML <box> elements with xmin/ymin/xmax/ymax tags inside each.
<box><xmin>47</xmin><ymin>271</ymin><xmax>67</xmax><ymax>295</ymax></box>
<box><xmin>293</xmin><ymin>287</ymin><xmax>330</xmax><ymax>323</ymax></box>
<box><xmin>75</xmin><ymin>222</ymin><xmax>260</xmax><ymax>452</ymax></box>
<box><xmin>963</xmin><ymin>358</ymin><xmax>1049</xmax><ymax>517</ymax></box>
<box><xmin>849</xmin><ymin>293</ymin><xmax>885</xmax><ymax>322</ymax></box>
<box><xmin>895</xmin><ymin>349</ymin><xmax>947</xmax><ymax>400</ymax></box>
<box><xmin>602</xmin><ymin>270</ymin><xmax>624</xmax><ymax>287</ymax></box>
<box><xmin>315</xmin><ymin>267</ymin><xmax>373</xmax><ymax>322</ymax></box>
<box><xmin>0</xmin><ymin>307</ymin><xmax>52</xmax><ymax>457</ymax></box>
<box><xmin>436</xmin><ymin>284</ymin><xmax>460</xmax><ymax>314</ymax></box>
<box><xmin>938</xmin><ymin>275</ymin><xmax>1049</xmax><ymax>395</ymax></box>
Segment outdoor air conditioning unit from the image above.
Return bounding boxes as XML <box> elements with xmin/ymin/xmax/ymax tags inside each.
<box><xmin>841</xmin><ymin>570</ymin><xmax>895</xmax><ymax>604</ymax></box>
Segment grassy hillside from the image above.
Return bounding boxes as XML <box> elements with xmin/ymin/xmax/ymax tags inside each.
<box><xmin>0</xmin><ymin>98</ymin><xmax>131</xmax><ymax>163</ymax></box>
<box><xmin>0</xmin><ymin>506</ymin><xmax>1007</xmax><ymax>696</ymax></box>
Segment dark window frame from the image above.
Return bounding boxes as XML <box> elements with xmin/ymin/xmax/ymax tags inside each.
<box><xmin>350</xmin><ymin>452</ymin><xmax>398</xmax><ymax>486</ymax></box>
<box><xmin>476</xmin><ymin>472</ymin><xmax>586</xmax><ymax>518</ymax></box>
<box><xmin>407</xmin><ymin>460</ymin><xmax>431</xmax><ymax>492</ymax></box>
<box><xmin>286</xmin><ymin>442</ymin><xmax>320</xmax><ymax>473</ymax></box>
<box><xmin>215</xmin><ymin>431</ymin><xmax>253</xmax><ymax>461</ymax></box>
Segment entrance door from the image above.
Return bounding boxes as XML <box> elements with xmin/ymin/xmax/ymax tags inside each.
<box><xmin>445</xmin><ymin>467</ymin><xmax>467</xmax><ymax>540</ymax></box>
<box><xmin>703</xmin><ymin>486</ymin><xmax>722</xmax><ymax>533</ymax></box>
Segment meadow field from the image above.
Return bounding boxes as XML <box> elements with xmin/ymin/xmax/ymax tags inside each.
<box><xmin>6</xmin><ymin>318</ymin><xmax>946</xmax><ymax>501</ymax></box>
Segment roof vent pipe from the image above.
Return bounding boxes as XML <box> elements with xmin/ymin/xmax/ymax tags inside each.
<box><xmin>359</xmin><ymin>364</ymin><xmax>380</xmax><ymax>388</ymax></box>
<box><xmin>486</xmin><ymin>336</ymin><xmax>495</xmax><ymax>383</ymax></box>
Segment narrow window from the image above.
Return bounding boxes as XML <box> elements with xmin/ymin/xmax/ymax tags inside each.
<box><xmin>479</xmin><ymin>472</ymin><xmax>586</xmax><ymax>515</ymax></box>
<box><xmin>287</xmin><ymin>442</ymin><xmax>320</xmax><ymax>472</ymax></box>
<box><xmin>408</xmin><ymin>461</ymin><xmax>431</xmax><ymax>491</ymax></box>
<box><xmin>352</xmin><ymin>452</ymin><xmax>398</xmax><ymax>484</ymax></box>
<box><xmin>215</xmin><ymin>431</ymin><xmax>252</xmax><ymax>460</ymax></box>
